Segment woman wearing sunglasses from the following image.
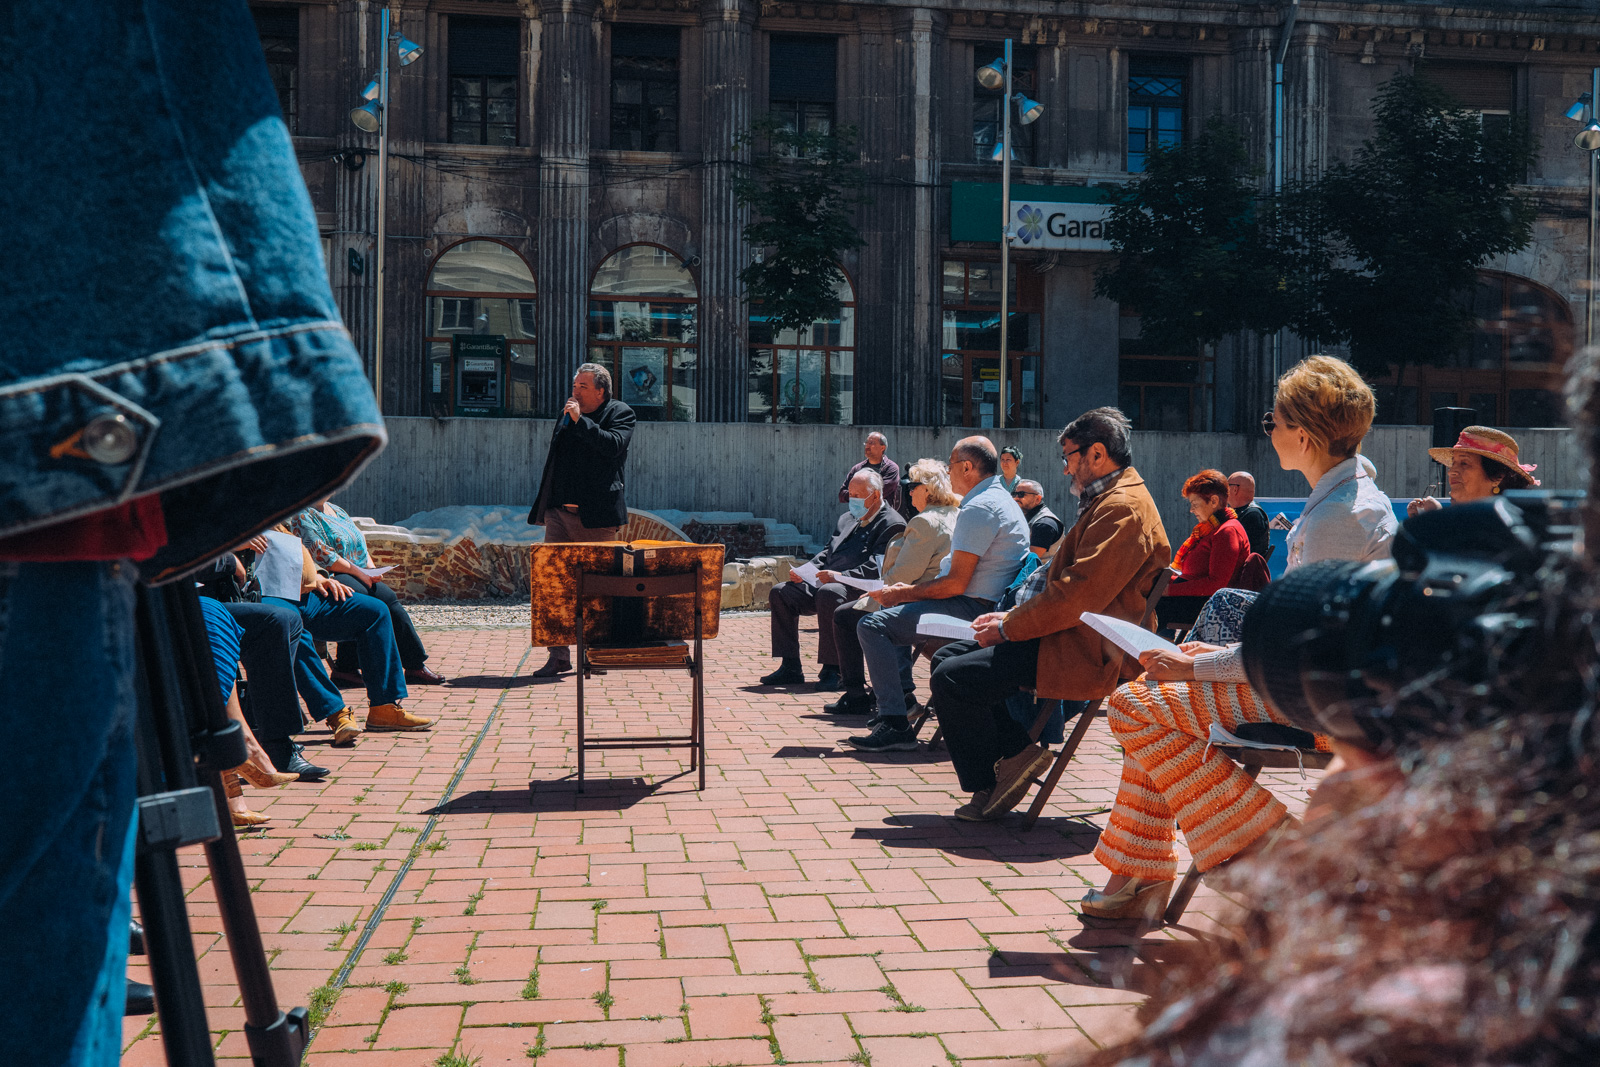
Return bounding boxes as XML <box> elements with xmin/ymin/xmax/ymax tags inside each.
<box><xmin>1080</xmin><ymin>355</ymin><xmax>1401</xmax><ymax>921</ymax></box>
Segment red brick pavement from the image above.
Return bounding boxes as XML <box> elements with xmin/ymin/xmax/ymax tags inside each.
<box><xmin>122</xmin><ymin>613</ymin><xmax>1319</xmax><ymax>1066</ymax></box>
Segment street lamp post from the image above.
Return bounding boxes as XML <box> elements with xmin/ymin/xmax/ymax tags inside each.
<box><xmin>350</xmin><ymin>8</ymin><xmax>423</xmax><ymax>414</ymax></box>
<box><xmin>976</xmin><ymin>43</ymin><xmax>1043</xmax><ymax>429</ymax></box>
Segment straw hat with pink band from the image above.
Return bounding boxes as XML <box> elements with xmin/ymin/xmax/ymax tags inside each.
<box><xmin>1427</xmin><ymin>426</ymin><xmax>1540</xmax><ymax>490</ymax></box>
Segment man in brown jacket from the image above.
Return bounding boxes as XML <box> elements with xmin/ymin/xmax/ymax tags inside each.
<box><xmin>928</xmin><ymin>408</ymin><xmax>1170</xmax><ymax>821</ymax></box>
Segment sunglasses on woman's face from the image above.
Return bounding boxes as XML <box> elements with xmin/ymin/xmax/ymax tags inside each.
<box><xmin>1261</xmin><ymin>411</ymin><xmax>1277</xmax><ymax>435</ymax></box>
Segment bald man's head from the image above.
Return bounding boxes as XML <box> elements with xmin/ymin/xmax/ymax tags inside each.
<box><xmin>949</xmin><ymin>436</ymin><xmax>997</xmax><ymax>495</ymax></box>
<box><xmin>1227</xmin><ymin>471</ymin><xmax>1256</xmax><ymax>508</ymax></box>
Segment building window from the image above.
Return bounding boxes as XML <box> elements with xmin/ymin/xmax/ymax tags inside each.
<box><xmin>449</xmin><ymin>16</ymin><xmax>519</xmax><ymax>146</ymax></box>
<box><xmin>769</xmin><ymin>35</ymin><xmax>837</xmax><ymax>143</ymax></box>
<box><xmin>1373</xmin><ymin>271</ymin><xmax>1572</xmax><ymax>427</ymax></box>
<box><xmin>1419</xmin><ymin>61</ymin><xmax>1516</xmax><ymax>138</ymax></box>
<box><xmin>1127</xmin><ymin>55</ymin><xmax>1187</xmax><ymax>173</ymax></box>
<box><xmin>940</xmin><ymin>260</ymin><xmax>1043</xmax><ymax>428</ymax></box>
<box><xmin>424</xmin><ymin>240</ymin><xmax>537</xmax><ymax>416</ymax></box>
<box><xmin>610</xmin><ymin>25</ymin><xmax>680</xmax><ymax>152</ymax></box>
<box><xmin>589</xmin><ymin>244</ymin><xmax>699</xmax><ymax>422</ymax></box>
<box><xmin>1116</xmin><ymin>310</ymin><xmax>1214</xmax><ymax>431</ymax></box>
<box><xmin>748</xmin><ymin>272</ymin><xmax>854</xmax><ymax>424</ymax></box>
<box><xmin>251</xmin><ymin>6</ymin><xmax>299</xmax><ymax>133</ymax></box>
<box><xmin>973</xmin><ymin>45</ymin><xmax>1035</xmax><ymax>165</ymax></box>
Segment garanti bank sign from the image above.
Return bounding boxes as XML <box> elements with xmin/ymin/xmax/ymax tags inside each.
<box><xmin>950</xmin><ymin>181</ymin><xmax>1113</xmax><ymax>253</ymax></box>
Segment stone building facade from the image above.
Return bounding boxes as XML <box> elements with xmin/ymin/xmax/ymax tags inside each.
<box><xmin>256</xmin><ymin>0</ymin><xmax>1600</xmax><ymax>433</ymax></box>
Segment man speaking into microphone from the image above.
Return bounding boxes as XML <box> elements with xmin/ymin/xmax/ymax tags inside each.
<box><xmin>527</xmin><ymin>362</ymin><xmax>637</xmax><ymax>677</ymax></box>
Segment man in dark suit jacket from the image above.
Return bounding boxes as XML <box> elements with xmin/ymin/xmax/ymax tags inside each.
<box><xmin>763</xmin><ymin>470</ymin><xmax>906</xmax><ymax>690</ymax></box>
<box><xmin>527</xmin><ymin>362</ymin><xmax>636</xmax><ymax>676</ymax></box>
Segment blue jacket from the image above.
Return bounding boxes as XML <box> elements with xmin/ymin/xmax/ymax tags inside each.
<box><xmin>0</xmin><ymin>0</ymin><xmax>384</xmax><ymax>579</ymax></box>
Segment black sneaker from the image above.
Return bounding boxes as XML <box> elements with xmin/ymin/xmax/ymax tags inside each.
<box><xmin>813</xmin><ymin>665</ymin><xmax>844</xmax><ymax>691</ymax></box>
<box><xmin>281</xmin><ymin>743</ymin><xmax>329</xmax><ymax>782</ymax></box>
<box><xmin>847</xmin><ymin>720</ymin><xmax>920</xmax><ymax>752</ymax></box>
<box><xmin>824</xmin><ymin>690</ymin><xmax>876</xmax><ymax>715</ymax></box>
<box><xmin>760</xmin><ymin>662</ymin><xmax>806</xmax><ymax>685</ymax></box>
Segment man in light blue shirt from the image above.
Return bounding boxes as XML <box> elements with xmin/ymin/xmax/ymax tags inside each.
<box><xmin>849</xmin><ymin>436</ymin><xmax>1030</xmax><ymax>751</ymax></box>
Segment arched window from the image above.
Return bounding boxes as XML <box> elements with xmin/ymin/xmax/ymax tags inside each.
<box><xmin>747</xmin><ymin>271</ymin><xmax>855</xmax><ymax>424</ymax></box>
<box><xmin>424</xmin><ymin>239</ymin><xmax>537</xmax><ymax>415</ymax></box>
<box><xmin>588</xmin><ymin>244</ymin><xmax>699</xmax><ymax>422</ymax></box>
<box><xmin>1375</xmin><ymin>270</ymin><xmax>1573</xmax><ymax>427</ymax></box>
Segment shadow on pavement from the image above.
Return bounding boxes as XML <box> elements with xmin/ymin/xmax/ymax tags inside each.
<box><xmin>850</xmin><ymin>814</ymin><xmax>1097</xmax><ymax>862</ymax></box>
<box><xmin>445</xmin><ymin>673</ymin><xmax>540</xmax><ymax>688</ymax></box>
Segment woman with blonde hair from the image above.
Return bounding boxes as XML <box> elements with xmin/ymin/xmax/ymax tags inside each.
<box><xmin>1081</xmin><ymin>355</ymin><xmax>1400</xmax><ymax>921</ymax></box>
<box><xmin>826</xmin><ymin>459</ymin><xmax>960</xmax><ymax>716</ymax></box>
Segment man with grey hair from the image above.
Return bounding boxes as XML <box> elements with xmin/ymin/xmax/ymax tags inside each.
<box><xmin>527</xmin><ymin>362</ymin><xmax>637</xmax><ymax>676</ymax></box>
<box><xmin>838</xmin><ymin>431</ymin><xmax>902</xmax><ymax>513</ymax></box>
<box><xmin>763</xmin><ymin>469</ymin><xmax>906</xmax><ymax>688</ymax></box>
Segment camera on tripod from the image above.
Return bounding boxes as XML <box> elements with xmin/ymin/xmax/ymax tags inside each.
<box><xmin>1241</xmin><ymin>491</ymin><xmax>1584</xmax><ymax>750</ymax></box>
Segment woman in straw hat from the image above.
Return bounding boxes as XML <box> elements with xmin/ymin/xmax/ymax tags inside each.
<box><xmin>1407</xmin><ymin>425</ymin><xmax>1540</xmax><ymax>516</ymax></box>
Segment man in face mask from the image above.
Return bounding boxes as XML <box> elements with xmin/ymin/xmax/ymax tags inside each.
<box><xmin>763</xmin><ymin>470</ymin><xmax>907</xmax><ymax>689</ymax></box>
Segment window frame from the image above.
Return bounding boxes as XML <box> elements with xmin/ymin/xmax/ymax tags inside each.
<box><xmin>251</xmin><ymin>5</ymin><xmax>299</xmax><ymax>134</ymax></box>
<box><xmin>747</xmin><ymin>268</ymin><xmax>856</xmax><ymax>425</ymax></box>
<box><xmin>609</xmin><ymin>25</ymin><xmax>682</xmax><ymax>153</ymax></box>
<box><xmin>587</xmin><ymin>242</ymin><xmax>700</xmax><ymax>423</ymax></box>
<box><xmin>939</xmin><ymin>259</ymin><xmax>1045</xmax><ymax>428</ymax></box>
<box><xmin>423</xmin><ymin>237</ymin><xmax>538</xmax><ymax>416</ymax></box>
<box><xmin>447</xmin><ymin>16</ymin><xmax>520</xmax><ymax>146</ymax></box>
<box><xmin>1126</xmin><ymin>56</ymin><xmax>1188</xmax><ymax>174</ymax></box>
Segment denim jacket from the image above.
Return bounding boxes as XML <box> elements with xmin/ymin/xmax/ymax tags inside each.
<box><xmin>0</xmin><ymin>0</ymin><xmax>384</xmax><ymax>580</ymax></box>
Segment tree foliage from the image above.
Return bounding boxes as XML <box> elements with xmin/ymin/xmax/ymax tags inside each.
<box><xmin>1094</xmin><ymin>116</ymin><xmax>1291</xmax><ymax>356</ymax></box>
<box><xmin>1281</xmin><ymin>74</ymin><xmax>1538</xmax><ymax>378</ymax></box>
<box><xmin>734</xmin><ymin>117</ymin><xmax>870</xmax><ymax>335</ymax></box>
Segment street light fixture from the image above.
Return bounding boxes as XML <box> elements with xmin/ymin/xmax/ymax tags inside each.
<box><xmin>348</xmin><ymin>7</ymin><xmax>424</xmax><ymax>414</ymax></box>
<box><xmin>1568</xmin><ymin>70</ymin><xmax>1599</xmax><ymax>347</ymax></box>
<box><xmin>976</xmin><ymin>39</ymin><xmax>1044</xmax><ymax>429</ymax></box>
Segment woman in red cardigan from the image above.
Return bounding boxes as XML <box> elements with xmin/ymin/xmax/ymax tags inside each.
<box><xmin>1158</xmin><ymin>469</ymin><xmax>1250</xmax><ymax>632</ymax></box>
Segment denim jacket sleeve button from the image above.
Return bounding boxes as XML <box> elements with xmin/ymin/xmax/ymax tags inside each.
<box><xmin>81</xmin><ymin>415</ymin><xmax>139</xmax><ymax>465</ymax></box>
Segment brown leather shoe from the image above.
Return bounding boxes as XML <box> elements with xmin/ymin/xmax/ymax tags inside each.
<box><xmin>982</xmin><ymin>744</ymin><xmax>1053</xmax><ymax>817</ymax></box>
<box><xmin>328</xmin><ymin>707</ymin><xmax>362</xmax><ymax>746</ymax></box>
<box><xmin>406</xmin><ymin>666</ymin><xmax>447</xmax><ymax>685</ymax></box>
<box><xmin>366</xmin><ymin>703</ymin><xmax>433</xmax><ymax>732</ymax></box>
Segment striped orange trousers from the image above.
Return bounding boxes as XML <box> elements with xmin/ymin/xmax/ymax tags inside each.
<box><xmin>1092</xmin><ymin>679</ymin><xmax>1330</xmax><ymax>881</ymax></box>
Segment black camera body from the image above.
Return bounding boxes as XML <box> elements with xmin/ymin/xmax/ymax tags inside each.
<box><xmin>1241</xmin><ymin>491</ymin><xmax>1584</xmax><ymax>749</ymax></box>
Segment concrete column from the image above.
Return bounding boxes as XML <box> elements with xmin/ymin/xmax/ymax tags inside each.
<box><xmin>887</xmin><ymin>8</ymin><xmax>943</xmax><ymax>427</ymax></box>
<box><xmin>535</xmin><ymin>0</ymin><xmax>597</xmax><ymax>417</ymax></box>
<box><xmin>335</xmin><ymin>1</ymin><xmax>378</xmax><ymax>391</ymax></box>
<box><xmin>697</xmin><ymin>0</ymin><xmax>756</xmax><ymax>422</ymax></box>
<box><xmin>1284</xmin><ymin>22</ymin><xmax>1331</xmax><ymax>183</ymax></box>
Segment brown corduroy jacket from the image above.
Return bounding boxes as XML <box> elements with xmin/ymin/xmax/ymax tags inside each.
<box><xmin>1001</xmin><ymin>467</ymin><xmax>1171</xmax><ymax>701</ymax></box>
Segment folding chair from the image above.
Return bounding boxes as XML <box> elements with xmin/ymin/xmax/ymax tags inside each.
<box><xmin>1016</xmin><ymin>570</ymin><xmax>1171</xmax><ymax>830</ymax></box>
<box><xmin>575</xmin><ymin>567</ymin><xmax>706</xmax><ymax>792</ymax></box>
<box><xmin>1161</xmin><ymin>728</ymin><xmax>1331</xmax><ymax>926</ymax></box>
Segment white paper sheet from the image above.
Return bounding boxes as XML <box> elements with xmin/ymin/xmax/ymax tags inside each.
<box><xmin>835</xmin><ymin>575</ymin><xmax>884</xmax><ymax>593</ymax></box>
<box><xmin>915</xmin><ymin>613</ymin><xmax>977</xmax><ymax>641</ymax></box>
<box><xmin>1205</xmin><ymin>723</ymin><xmax>1301</xmax><ymax>752</ymax></box>
<box><xmin>1079</xmin><ymin>612</ymin><xmax>1179</xmax><ymax>659</ymax></box>
<box><xmin>789</xmin><ymin>562</ymin><xmax>821</xmax><ymax>586</ymax></box>
<box><xmin>257</xmin><ymin>531</ymin><xmax>307</xmax><ymax>601</ymax></box>
<box><xmin>356</xmin><ymin>564</ymin><xmax>395</xmax><ymax>580</ymax></box>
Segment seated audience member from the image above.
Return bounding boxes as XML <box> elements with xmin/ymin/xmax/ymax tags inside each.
<box><xmin>1081</xmin><ymin>354</ymin><xmax>1399</xmax><ymax>917</ymax></box>
<box><xmin>196</xmin><ymin>597</ymin><xmax>301</xmax><ymax>827</ymax></box>
<box><xmin>1158</xmin><ymin>469</ymin><xmax>1250</xmax><ymax>631</ymax></box>
<box><xmin>196</xmin><ymin>539</ymin><xmax>328</xmax><ymax>781</ymax></box>
<box><xmin>838</xmin><ymin>431</ymin><xmax>901</xmax><ymax>514</ymax></box>
<box><xmin>826</xmin><ymin>460</ymin><xmax>960</xmax><ymax>715</ymax></box>
<box><xmin>762</xmin><ymin>470</ymin><xmax>906</xmax><ymax>689</ymax></box>
<box><xmin>927</xmin><ymin>408</ymin><xmax>1171</xmax><ymax>819</ymax></box>
<box><xmin>998</xmin><ymin>446</ymin><xmax>1023</xmax><ymax>494</ymax></box>
<box><xmin>1408</xmin><ymin>425</ymin><xmax>1539</xmax><ymax>516</ymax></box>
<box><xmin>1227</xmin><ymin>470</ymin><xmax>1270</xmax><ymax>558</ymax></box>
<box><xmin>848</xmin><ymin>436</ymin><xmax>1031</xmax><ymax>751</ymax></box>
<box><xmin>288</xmin><ymin>498</ymin><xmax>444</xmax><ymax>685</ymax></box>
<box><xmin>1011</xmin><ymin>479</ymin><xmax>1063</xmax><ymax>558</ymax></box>
<box><xmin>263</xmin><ymin>532</ymin><xmax>432</xmax><ymax>745</ymax></box>
<box><xmin>1077</xmin><ymin>500</ymin><xmax>1596</xmax><ymax>1064</ymax></box>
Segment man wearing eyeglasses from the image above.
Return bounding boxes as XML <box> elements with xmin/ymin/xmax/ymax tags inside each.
<box><xmin>927</xmin><ymin>408</ymin><xmax>1171</xmax><ymax>821</ymax></box>
<box><xmin>1011</xmin><ymin>479</ymin><xmax>1063</xmax><ymax>559</ymax></box>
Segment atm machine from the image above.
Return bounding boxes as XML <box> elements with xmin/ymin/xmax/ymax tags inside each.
<box><xmin>427</xmin><ymin>335</ymin><xmax>507</xmax><ymax>417</ymax></box>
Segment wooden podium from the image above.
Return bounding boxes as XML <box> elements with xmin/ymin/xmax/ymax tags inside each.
<box><xmin>529</xmin><ymin>541</ymin><xmax>724</xmax><ymax>790</ymax></box>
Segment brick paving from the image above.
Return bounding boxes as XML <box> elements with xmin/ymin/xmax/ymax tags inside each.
<box><xmin>122</xmin><ymin>612</ymin><xmax>1319</xmax><ymax>1067</ymax></box>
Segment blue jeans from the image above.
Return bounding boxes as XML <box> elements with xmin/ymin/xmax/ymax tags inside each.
<box><xmin>857</xmin><ymin>596</ymin><xmax>993</xmax><ymax>708</ymax></box>
<box><xmin>269</xmin><ymin>592</ymin><xmax>407</xmax><ymax>717</ymax></box>
<box><xmin>0</xmin><ymin>562</ymin><xmax>139</xmax><ymax>1066</ymax></box>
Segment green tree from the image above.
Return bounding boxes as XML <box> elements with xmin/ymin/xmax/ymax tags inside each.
<box><xmin>1282</xmin><ymin>73</ymin><xmax>1538</xmax><ymax>386</ymax></box>
<box><xmin>1094</xmin><ymin>116</ymin><xmax>1290</xmax><ymax>358</ymax></box>
<box><xmin>734</xmin><ymin>117</ymin><xmax>870</xmax><ymax>334</ymax></box>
